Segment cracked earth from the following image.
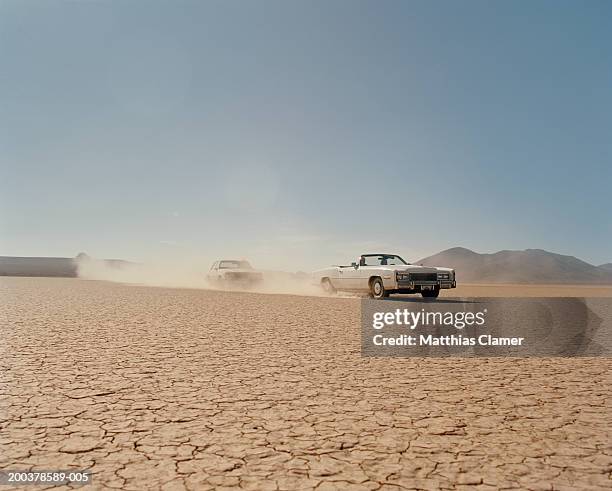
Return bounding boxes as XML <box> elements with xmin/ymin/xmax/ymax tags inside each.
<box><xmin>1</xmin><ymin>277</ymin><xmax>611</xmax><ymax>490</ymax></box>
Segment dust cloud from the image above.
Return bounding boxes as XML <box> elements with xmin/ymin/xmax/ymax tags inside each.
<box><xmin>75</xmin><ymin>255</ymin><xmax>332</xmax><ymax>297</ymax></box>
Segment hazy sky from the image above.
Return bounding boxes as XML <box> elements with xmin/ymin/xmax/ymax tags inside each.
<box><xmin>1</xmin><ymin>0</ymin><xmax>611</xmax><ymax>270</ymax></box>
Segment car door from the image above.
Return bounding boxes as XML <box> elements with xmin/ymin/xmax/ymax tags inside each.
<box><xmin>214</xmin><ymin>262</ymin><xmax>225</xmax><ymax>281</ymax></box>
<box><xmin>335</xmin><ymin>266</ymin><xmax>355</xmax><ymax>289</ymax></box>
<box><xmin>341</xmin><ymin>260</ymin><xmax>372</xmax><ymax>290</ymax></box>
<box><xmin>340</xmin><ymin>266</ymin><xmax>360</xmax><ymax>289</ymax></box>
<box><xmin>351</xmin><ymin>256</ymin><xmax>383</xmax><ymax>290</ymax></box>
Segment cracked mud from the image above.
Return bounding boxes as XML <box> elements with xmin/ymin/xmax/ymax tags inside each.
<box><xmin>1</xmin><ymin>277</ymin><xmax>611</xmax><ymax>490</ymax></box>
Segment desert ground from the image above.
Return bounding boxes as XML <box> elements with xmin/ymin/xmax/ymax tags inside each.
<box><xmin>1</xmin><ymin>277</ymin><xmax>611</xmax><ymax>490</ymax></box>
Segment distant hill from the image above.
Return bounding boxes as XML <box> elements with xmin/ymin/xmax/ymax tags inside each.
<box><xmin>598</xmin><ymin>263</ymin><xmax>612</xmax><ymax>272</ymax></box>
<box><xmin>0</xmin><ymin>256</ymin><xmax>77</xmax><ymax>277</ymax></box>
<box><xmin>0</xmin><ymin>254</ymin><xmax>131</xmax><ymax>278</ymax></box>
<box><xmin>417</xmin><ymin>247</ymin><xmax>612</xmax><ymax>284</ymax></box>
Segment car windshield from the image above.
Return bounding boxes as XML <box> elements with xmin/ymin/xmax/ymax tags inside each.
<box><xmin>361</xmin><ymin>255</ymin><xmax>408</xmax><ymax>266</ymax></box>
<box><xmin>219</xmin><ymin>260</ymin><xmax>252</xmax><ymax>269</ymax></box>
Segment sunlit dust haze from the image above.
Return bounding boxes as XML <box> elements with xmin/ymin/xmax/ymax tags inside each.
<box><xmin>75</xmin><ymin>254</ymin><xmax>339</xmax><ymax>297</ymax></box>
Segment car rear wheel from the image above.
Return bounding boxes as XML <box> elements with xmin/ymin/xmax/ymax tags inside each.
<box><xmin>421</xmin><ymin>287</ymin><xmax>440</xmax><ymax>299</ymax></box>
<box><xmin>370</xmin><ymin>277</ymin><xmax>388</xmax><ymax>299</ymax></box>
<box><xmin>321</xmin><ymin>278</ymin><xmax>336</xmax><ymax>294</ymax></box>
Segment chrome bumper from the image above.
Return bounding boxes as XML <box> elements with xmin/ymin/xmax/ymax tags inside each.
<box><xmin>396</xmin><ymin>280</ymin><xmax>456</xmax><ymax>289</ymax></box>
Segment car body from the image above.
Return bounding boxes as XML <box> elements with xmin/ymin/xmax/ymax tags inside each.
<box><xmin>207</xmin><ymin>259</ymin><xmax>263</xmax><ymax>288</ymax></box>
<box><xmin>313</xmin><ymin>253</ymin><xmax>456</xmax><ymax>299</ymax></box>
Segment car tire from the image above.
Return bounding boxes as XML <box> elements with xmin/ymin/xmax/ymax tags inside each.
<box><xmin>321</xmin><ymin>278</ymin><xmax>336</xmax><ymax>294</ymax></box>
<box><xmin>421</xmin><ymin>287</ymin><xmax>440</xmax><ymax>299</ymax></box>
<box><xmin>370</xmin><ymin>277</ymin><xmax>388</xmax><ymax>299</ymax></box>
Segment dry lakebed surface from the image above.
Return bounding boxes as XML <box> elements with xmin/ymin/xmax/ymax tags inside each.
<box><xmin>1</xmin><ymin>277</ymin><xmax>611</xmax><ymax>490</ymax></box>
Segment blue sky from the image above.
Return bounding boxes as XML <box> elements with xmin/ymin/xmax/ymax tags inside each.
<box><xmin>1</xmin><ymin>0</ymin><xmax>611</xmax><ymax>270</ymax></box>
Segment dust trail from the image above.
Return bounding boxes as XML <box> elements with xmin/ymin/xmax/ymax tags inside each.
<box><xmin>76</xmin><ymin>256</ymin><xmax>207</xmax><ymax>289</ymax></box>
<box><xmin>75</xmin><ymin>256</ymin><xmax>347</xmax><ymax>297</ymax></box>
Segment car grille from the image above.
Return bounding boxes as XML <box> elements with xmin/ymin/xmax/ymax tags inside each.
<box><xmin>408</xmin><ymin>272</ymin><xmax>438</xmax><ymax>282</ymax></box>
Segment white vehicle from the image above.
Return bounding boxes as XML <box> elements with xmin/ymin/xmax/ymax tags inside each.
<box><xmin>207</xmin><ymin>260</ymin><xmax>263</xmax><ymax>288</ymax></box>
<box><xmin>313</xmin><ymin>253</ymin><xmax>456</xmax><ymax>299</ymax></box>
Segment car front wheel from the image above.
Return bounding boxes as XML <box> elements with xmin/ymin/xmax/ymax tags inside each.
<box><xmin>370</xmin><ymin>277</ymin><xmax>388</xmax><ymax>299</ymax></box>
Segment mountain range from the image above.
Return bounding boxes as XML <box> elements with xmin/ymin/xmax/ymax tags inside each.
<box><xmin>417</xmin><ymin>247</ymin><xmax>612</xmax><ymax>284</ymax></box>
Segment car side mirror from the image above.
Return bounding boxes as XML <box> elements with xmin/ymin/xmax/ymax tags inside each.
<box><xmin>351</xmin><ymin>262</ymin><xmax>358</xmax><ymax>269</ymax></box>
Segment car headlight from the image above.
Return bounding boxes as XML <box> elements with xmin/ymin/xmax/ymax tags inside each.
<box><xmin>437</xmin><ymin>272</ymin><xmax>450</xmax><ymax>280</ymax></box>
<box><xmin>396</xmin><ymin>272</ymin><xmax>410</xmax><ymax>280</ymax></box>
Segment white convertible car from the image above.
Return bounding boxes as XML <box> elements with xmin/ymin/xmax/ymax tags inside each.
<box><xmin>313</xmin><ymin>253</ymin><xmax>456</xmax><ymax>299</ymax></box>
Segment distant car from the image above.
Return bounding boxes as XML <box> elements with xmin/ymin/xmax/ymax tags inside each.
<box><xmin>207</xmin><ymin>260</ymin><xmax>263</xmax><ymax>288</ymax></box>
<box><xmin>313</xmin><ymin>253</ymin><xmax>456</xmax><ymax>299</ymax></box>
